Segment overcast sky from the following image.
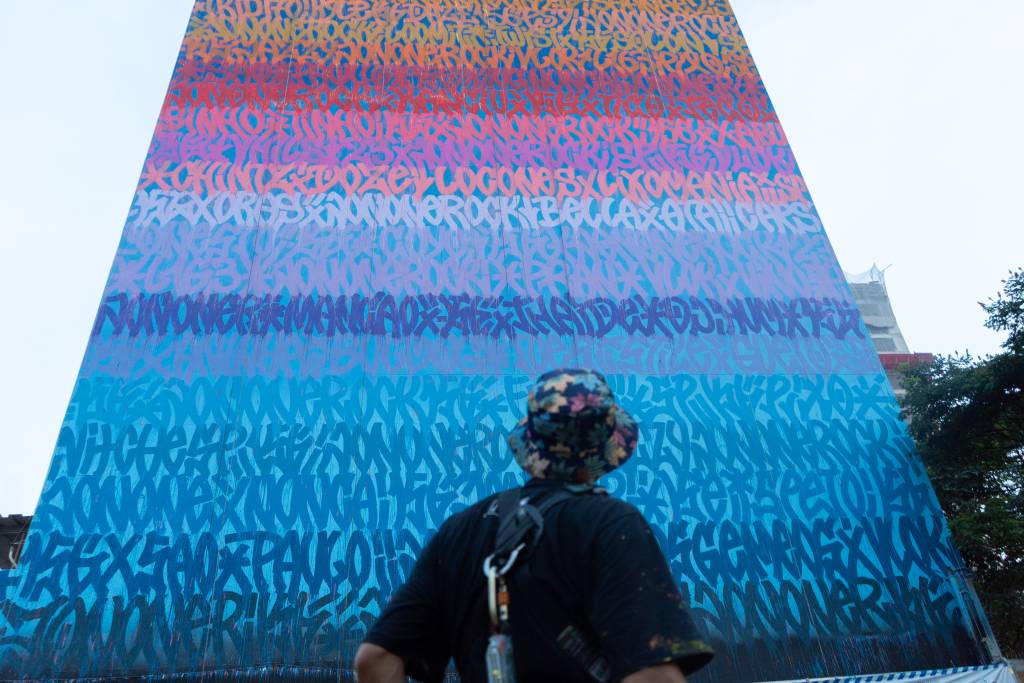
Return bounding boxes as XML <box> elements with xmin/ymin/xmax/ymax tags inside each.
<box><xmin>1</xmin><ymin>1</ymin><xmax>1022</xmax><ymax>513</ymax></box>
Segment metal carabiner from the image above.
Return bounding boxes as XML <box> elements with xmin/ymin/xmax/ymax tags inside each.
<box><xmin>483</xmin><ymin>543</ymin><xmax>526</xmax><ymax>579</ymax></box>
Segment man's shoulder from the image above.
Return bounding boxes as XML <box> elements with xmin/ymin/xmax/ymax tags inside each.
<box><xmin>520</xmin><ymin>481</ymin><xmax>646</xmax><ymax>531</ymax></box>
<box><xmin>434</xmin><ymin>490</ymin><xmax>503</xmax><ymax>537</ymax></box>
<box><xmin>561</xmin><ymin>490</ymin><xmax>645</xmax><ymax>526</ymax></box>
<box><xmin>565</xmin><ymin>493</ymin><xmax>643</xmax><ymax>536</ymax></box>
<box><xmin>435</xmin><ymin>485</ymin><xmax>645</xmax><ymax>538</ymax></box>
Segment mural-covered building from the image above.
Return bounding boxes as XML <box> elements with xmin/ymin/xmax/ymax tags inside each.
<box><xmin>0</xmin><ymin>0</ymin><xmax>1006</xmax><ymax>680</ymax></box>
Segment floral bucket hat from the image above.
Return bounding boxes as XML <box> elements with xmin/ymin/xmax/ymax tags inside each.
<box><xmin>508</xmin><ymin>368</ymin><xmax>639</xmax><ymax>483</ymax></box>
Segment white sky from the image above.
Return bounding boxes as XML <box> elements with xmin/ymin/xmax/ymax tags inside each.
<box><xmin>1</xmin><ymin>1</ymin><xmax>1022</xmax><ymax>513</ymax></box>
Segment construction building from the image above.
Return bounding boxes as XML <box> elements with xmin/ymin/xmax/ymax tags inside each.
<box><xmin>0</xmin><ymin>515</ymin><xmax>30</xmax><ymax>570</ymax></box>
<box><xmin>847</xmin><ymin>265</ymin><xmax>934</xmax><ymax>396</ymax></box>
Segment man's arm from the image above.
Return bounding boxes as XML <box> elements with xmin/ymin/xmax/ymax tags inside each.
<box><xmin>624</xmin><ymin>663</ymin><xmax>687</xmax><ymax>683</ymax></box>
<box><xmin>359</xmin><ymin>527</ymin><xmax>450</xmax><ymax>682</ymax></box>
<box><xmin>354</xmin><ymin>643</ymin><xmax>406</xmax><ymax>683</ymax></box>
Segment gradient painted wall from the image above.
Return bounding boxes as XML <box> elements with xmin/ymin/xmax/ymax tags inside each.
<box><xmin>0</xmin><ymin>0</ymin><xmax>988</xmax><ymax>680</ymax></box>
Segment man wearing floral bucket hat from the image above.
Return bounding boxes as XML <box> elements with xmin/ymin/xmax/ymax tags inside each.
<box><xmin>357</xmin><ymin>369</ymin><xmax>713</xmax><ymax>683</ymax></box>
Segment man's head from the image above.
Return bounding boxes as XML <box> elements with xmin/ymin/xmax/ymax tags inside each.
<box><xmin>508</xmin><ymin>368</ymin><xmax>638</xmax><ymax>484</ymax></box>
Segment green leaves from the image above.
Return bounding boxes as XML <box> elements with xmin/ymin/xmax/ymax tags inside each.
<box><xmin>900</xmin><ymin>270</ymin><xmax>1024</xmax><ymax>657</ymax></box>
<box><xmin>982</xmin><ymin>268</ymin><xmax>1024</xmax><ymax>353</ymax></box>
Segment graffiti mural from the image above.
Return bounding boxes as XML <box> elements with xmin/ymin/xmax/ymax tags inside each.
<box><xmin>0</xmin><ymin>0</ymin><xmax>988</xmax><ymax>680</ymax></box>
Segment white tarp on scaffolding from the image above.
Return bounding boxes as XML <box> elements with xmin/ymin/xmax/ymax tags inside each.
<box><xmin>763</xmin><ymin>664</ymin><xmax>1015</xmax><ymax>683</ymax></box>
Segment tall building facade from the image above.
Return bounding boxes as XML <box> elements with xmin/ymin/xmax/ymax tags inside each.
<box><xmin>0</xmin><ymin>0</ymin><xmax>993</xmax><ymax>680</ymax></box>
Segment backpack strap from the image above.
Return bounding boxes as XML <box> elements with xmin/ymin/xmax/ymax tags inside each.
<box><xmin>483</xmin><ymin>484</ymin><xmax>612</xmax><ymax>682</ymax></box>
<box><xmin>493</xmin><ymin>488</ymin><xmax>543</xmax><ymax>565</ymax></box>
<box><xmin>489</xmin><ymin>485</ymin><xmax>607</xmax><ymax>569</ymax></box>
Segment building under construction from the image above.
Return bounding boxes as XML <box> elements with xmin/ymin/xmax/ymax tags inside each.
<box><xmin>0</xmin><ymin>515</ymin><xmax>30</xmax><ymax>570</ymax></box>
<box><xmin>847</xmin><ymin>265</ymin><xmax>934</xmax><ymax>396</ymax></box>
